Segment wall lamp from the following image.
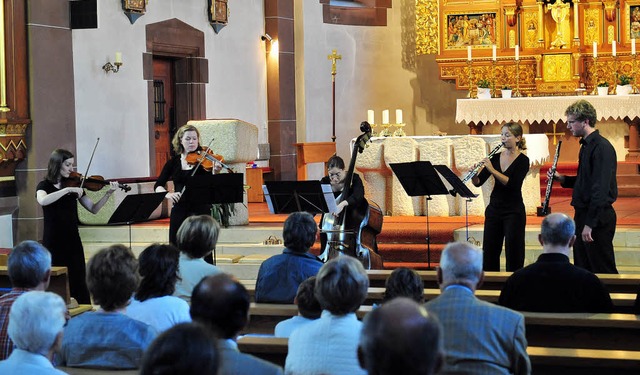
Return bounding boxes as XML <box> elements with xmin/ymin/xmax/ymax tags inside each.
<box><xmin>261</xmin><ymin>34</ymin><xmax>272</xmax><ymax>42</ymax></box>
<box><xmin>102</xmin><ymin>52</ymin><xmax>123</xmax><ymax>74</ymax></box>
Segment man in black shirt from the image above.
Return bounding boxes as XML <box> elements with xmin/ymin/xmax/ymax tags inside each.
<box><xmin>499</xmin><ymin>213</ymin><xmax>613</xmax><ymax>312</ymax></box>
<box><xmin>549</xmin><ymin>99</ymin><xmax>618</xmax><ymax>273</ymax></box>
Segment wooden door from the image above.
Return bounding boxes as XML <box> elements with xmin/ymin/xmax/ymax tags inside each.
<box><xmin>152</xmin><ymin>58</ymin><xmax>175</xmax><ymax>176</ymax></box>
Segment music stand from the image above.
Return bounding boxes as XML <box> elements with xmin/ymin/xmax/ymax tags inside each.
<box><xmin>181</xmin><ymin>173</ymin><xmax>244</xmax><ymax>265</ymax></box>
<box><xmin>390</xmin><ymin>161</ymin><xmax>450</xmax><ymax>269</ymax></box>
<box><xmin>433</xmin><ymin>164</ymin><xmax>479</xmax><ymax>243</ymax></box>
<box><xmin>108</xmin><ymin>192</ymin><xmax>167</xmax><ymax>248</ymax></box>
<box><xmin>263</xmin><ymin>180</ymin><xmax>336</xmax><ymax>215</ymax></box>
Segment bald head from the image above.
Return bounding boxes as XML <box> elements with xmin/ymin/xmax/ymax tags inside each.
<box><xmin>359</xmin><ymin>298</ymin><xmax>442</xmax><ymax>375</ymax></box>
<box><xmin>540</xmin><ymin>213</ymin><xmax>576</xmax><ymax>253</ymax></box>
<box><xmin>190</xmin><ymin>273</ymin><xmax>250</xmax><ymax>338</ymax></box>
<box><xmin>439</xmin><ymin>242</ymin><xmax>483</xmax><ymax>289</ymax></box>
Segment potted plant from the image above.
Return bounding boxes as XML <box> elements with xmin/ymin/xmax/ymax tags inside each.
<box><xmin>617</xmin><ymin>75</ymin><xmax>633</xmax><ymax>95</ymax></box>
<box><xmin>501</xmin><ymin>85</ymin><xmax>512</xmax><ymax>99</ymax></box>
<box><xmin>476</xmin><ymin>79</ymin><xmax>492</xmax><ymax>99</ymax></box>
<box><xmin>597</xmin><ymin>81</ymin><xmax>609</xmax><ymax>96</ymax></box>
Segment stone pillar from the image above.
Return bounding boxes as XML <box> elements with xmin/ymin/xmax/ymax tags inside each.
<box><xmin>625</xmin><ymin>118</ymin><xmax>640</xmax><ymax>161</ymax></box>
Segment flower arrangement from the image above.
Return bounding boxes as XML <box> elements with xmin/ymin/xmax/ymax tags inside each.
<box><xmin>477</xmin><ymin>79</ymin><xmax>491</xmax><ymax>88</ymax></box>
<box><xmin>597</xmin><ymin>81</ymin><xmax>609</xmax><ymax>87</ymax></box>
<box><xmin>619</xmin><ymin>75</ymin><xmax>633</xmax><ymax>86</ymax></box>
<box><xmin>502</xmin><ymin>85</ymin><xmax>512</xmax><ymax>90</ymax></box>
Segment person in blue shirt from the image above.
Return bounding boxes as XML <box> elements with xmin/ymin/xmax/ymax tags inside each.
<box><xmin>255</xmin><ymin>212</ymin><xmax>323</xmax><ymax>303</ymax></box>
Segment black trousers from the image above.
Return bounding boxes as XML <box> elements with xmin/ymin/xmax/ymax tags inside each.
<box><xmin>482</xmin><ymin>204</ymin><xmax>526</xmax><ymax>272</ymax></box>
<box><xmin>573</xmin><ymin>206</ymin><xmax>618</xmax><ymax>274</ymax></box>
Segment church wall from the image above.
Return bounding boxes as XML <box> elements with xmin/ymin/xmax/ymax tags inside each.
<box><xmin>70</xmin><ymin>0</ymin><xmax>267</xmax><ymax>178</ymax></box>
<box><xmin>298</xmin><ymin>1</ymin><xmax>464</xmax><ymax>178</ymax></box>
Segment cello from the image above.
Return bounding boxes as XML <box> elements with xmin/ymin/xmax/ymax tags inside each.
<box><xmin>319</xmin><ymin>121</ymin><xmax>383</xmax><ymax>269</ymax></box>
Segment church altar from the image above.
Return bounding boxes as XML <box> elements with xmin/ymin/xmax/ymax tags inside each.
<box><xmin>455</xmin><ymin>95</ymin><xmax>640</xmax><ymax>161</ymax></box>
<box><xmin>352</xmin><ymin>134</ymin><xmax>548</xmax><ymax>217</ymax></box>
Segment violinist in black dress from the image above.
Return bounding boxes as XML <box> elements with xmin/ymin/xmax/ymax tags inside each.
<box><xmin>36</xmin><ymin>149</ymin><xmax>119</xmax><ymax>304</ymax></box>
<box><xmin>472</xmin><ymin>122</ymin><xmax>530</xmax><ymax>272</ymax></box>
<box><xmin>155</xmin><ymin>124</ymin><xmax>224</xmax><ymax>246</ymax></box>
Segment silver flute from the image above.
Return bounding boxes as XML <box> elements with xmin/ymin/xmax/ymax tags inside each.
<box><xmin>460</xmin><ymin>143</ymin><xmax>503</xmax><ymax>183</ymax></box>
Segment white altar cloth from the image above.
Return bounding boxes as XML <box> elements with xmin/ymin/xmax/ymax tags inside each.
<box><xmin>456</xmin><ymin>95</ymin><xmax>640</xmax><ymax>125</ymax></box>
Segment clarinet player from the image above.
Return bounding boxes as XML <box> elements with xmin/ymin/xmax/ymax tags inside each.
<box><xmin>472</xmin><ymin>122</ymin><xmax>530</xmax><ymax>272</ymax></box>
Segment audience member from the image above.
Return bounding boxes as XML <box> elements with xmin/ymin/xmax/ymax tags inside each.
<box><xmin>126</xmin><ymin>244</ymin><xmax>191</xmax><ymax>332</ymax></box>
<box><xmin>174</xmin><ymin>215</ymin><xmax>222</xmax><ymax>302</ymax></box>
<box><xmin>140</xmin><ymin>322</ymin><xmax>218</xmax><ymax>375</ymax></box>
<box><xmin>0</xmin><ymin>240</ymin><xmax>52</xmax><ymax>360</ymax></box>
<box><xmin>500</xmin><ymin>213</ymin><xmax>613</xmax><ymax>312</ymax></box>
<box><xmin>256</xmin><ymin>212</ymin><xmax>323</xmax><ymax>303</ymax></box>
<box><xmin>358</xmin><ymin>297</ymin><xmax>443</xmax><ymax>375</ymax></box>
<box><xmin>382</xmin><ymin>267</ymin><xmax>424</xmax><ymax>304</ymax></box>
<box><xmin>59</xmin><ymin>245</ymin><xmax>157</xmax><ymax>369</ymax></box>
<box><xmin>274</xmin><ymin>276</ymin><xmax>322</xmax><ymax>338</ymax></box>
<box><xmin>0</xmin><ymin>291</ymin><xmax>67</xmax><ymax>374</ymax></box>
<box><xmin>190</xmin><ymin>273</ymin><xmax>283</xmax><ymax>375</ymax></box>
<box><xmin>425</xmin><ymin>242</ymin><xmax>531</xmax><ymax>374</ymax></box>
<box><xmin>285</xmin><ymin>256</ymin><xmax>369</xmax><ymax>375</ymax></box>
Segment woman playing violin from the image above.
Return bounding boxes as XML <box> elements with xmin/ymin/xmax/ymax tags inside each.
<box><xmin>36</xmin><ymin>149</ymin><xmax>119</xmax><ymax>304</ymax></box>
<box><xmin>154</xmin><ymin>124</ymin><xmax>224</xmax><ymax>246</ymax></box>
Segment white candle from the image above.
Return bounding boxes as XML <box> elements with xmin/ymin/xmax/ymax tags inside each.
<box><xmin>633</xmin><ymin>39</ymin><xmax>636</xmax><ymax>56</ymax></box>
<box><xmin>612</xmin><ymin>40</ymin><xmax>616</xmax><ymax>57</ymax></box>
<box><xmin>593</xmin><ymin>41</ymin><xmax>598</xmax><ymax>58</ymax></box>
<box><xmin>467</xmin><ymin>46</ymin><xmax>472</xmax><ymax>61</ymax></box>
<box><xmin>492</xmin><ymin>45</ymin><xmax>497</xmax><ymax>61</ymax></box>
<box><xmin>367</xmin><ymin>110</ymin><xmax>375</xmax><ymax>124</ymax></box>
<box><xmin>382</xmin><ymin>110</ymin><xmax>389</xmax><ymax>124</ymax></box>
<box><xmin>115</xmin><ymin>52</ymin><xmax>122</xmax><ymax>64</ymax></box>
<box><xmin>396</xmin><ymin>109</ymin><xmax>403</xmax><ymax>124</ymax></box>
<box><xmin>515</xmin><ymin>45</ymin><xmax>519</xmax><ymax>61</ymax></box>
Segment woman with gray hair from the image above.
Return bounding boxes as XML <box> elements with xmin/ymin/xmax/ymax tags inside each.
<box><xmin>285</xmin><ymin>256</ymin><xmax>369</xmax><ymax>375</ymax></box>
<box><xmin>0</xmin><ymin>291</ymin><xmax>67</xmax><ymax>374</ymax></box>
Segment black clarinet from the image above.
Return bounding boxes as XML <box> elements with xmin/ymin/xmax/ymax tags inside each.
<box><xmin>538</xmin><ymin>141</ymin><xmax>562</xmax><ymax>217</ymax></box>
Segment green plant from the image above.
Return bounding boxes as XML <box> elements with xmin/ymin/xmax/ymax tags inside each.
<box><xmin>619</xmin><ymin>74</ymin><xmax>633</xmax><ymax>86</ymax></box>
<box><xmin>597</xmin><ymin>81</ymin><xmax>609</xmax><ymax>87</ymax></box>
<box><xmin>502</xmin><ymin>85</ymin><xmax>512</xmax><ymax>90</ymax></box>
<box><xmin>477</xmin><ymin>79</ymin><xmax>491</xmax><ymax>88</ymax></box>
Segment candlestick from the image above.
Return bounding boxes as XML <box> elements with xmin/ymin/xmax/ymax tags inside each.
<box><xmin>513</xmin><ymin>60</ymin><xmax>522</xmax><ymax>97</ymax></box>
<box><xmin>492</xmin><ymin>45</ymin><xmax>497</xmax><ymax>61</ymax></box>
<box><xmin>367</xmin><ymin>110</ymin><xmax>374</xmax><ymax>124</ymax></box>
<box><xmin>395</xmin><ymin>109</ymin><xmax>403</xmax><ymax>124</ymax></box>
<box><xmin>382</xmin><ymin>110</ymin><xmax>389</xmax><ymax>124</ymax></box>
<box><xmin>467</xmin><ymin>46</ymin><xmax>472</xmax><ymax>61</ymax></box>
<box><xmin>612</xmin><ymin>40</ymin><xmax>616</xmax><ymax>57</ymax></box>
<box><xmin>591</xmin><ymin>56</ymin><xmax>599</xmax><ymax>95</ymax></box>
<box><xmin>633</xmin><ymin>39</ymin><xmax>636</xmax><ymax>56</ymax></box>
<box><xmin>467</xmin><ymin>60</ymin><xmax>476</xmax><ymax>99</ymax></box>
<box><xmin>515</xmin><ymin>45</ymin><xmax>519</xmax><ymax>61</ymax></box>
<box><xmin>593</xmin><ymin>41</ymin><xmax>598</xmax><ymax>58</ymax></box>
<box><xmin>491</xmin><ymin>60</ymin><xmax>497</xmax><ymax>97</ymax></box>
<box><xmin>115</xmin><ymin>52</ymin><xmax>122</xmax><ymax>64</ymax></box>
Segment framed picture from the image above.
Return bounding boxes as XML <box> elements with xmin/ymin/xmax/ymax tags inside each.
<box><xmin>443</xmin><ymin>12</ymin><xmax>499</xmax><ymax>50</ymax></box>
<box><xmin>627</xmin><ymin>3</ymin><xmax>640</xmax><ymax>39</ymax></box>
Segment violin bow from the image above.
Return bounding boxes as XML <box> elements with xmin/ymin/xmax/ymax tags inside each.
<box><xmin>78</xmin><ymin>138</ymin><xmax>100</xmax><ymax>192</ymax></box>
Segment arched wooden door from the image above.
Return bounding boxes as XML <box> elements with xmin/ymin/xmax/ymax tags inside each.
<box><xmin>152</xmin><ymin>57</ymin><xmax>176</xmax><ymax>176</ymax></box>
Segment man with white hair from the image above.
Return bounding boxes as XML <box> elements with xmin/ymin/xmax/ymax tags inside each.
<box><xmin>0</xmin><ymin>291</ymin><xmax>68</xmax><ymax>374</ymax></box>
<box><xmin>425</xmin><ymin>242</ymin><xmax>531</xmax><ymax>374</ymax></box>
<box><xmin>0</xmin><ymin>240</ymin><xmax>52</xmax><ymax>360</ymax></box>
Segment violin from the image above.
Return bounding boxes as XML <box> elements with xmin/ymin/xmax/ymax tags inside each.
<box><xmin>185</xmin><ymin>147</ymin><xmax>233</xmax><ymax>172</ymax></box>
<box><xmin>62</xmin><ymin>171</ymin><xmax>131</xmax><ymax>192</ymax></box>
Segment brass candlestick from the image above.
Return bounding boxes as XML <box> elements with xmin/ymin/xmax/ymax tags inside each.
<box><xmin>379</xmin><ymin>123</ymin><xmax>392</xmax><ymax>137</ymax></box>
<box><xmin>513</xmin><ymin>59</ymin><xmax>522</xmax><ymax>97</ymax></box>
<box><xmin>612</xmin><ymin>55</ymin><xmax>619</xmax><ymax>95</ymax></box>
<box><xmin>633</xmin><ymin>54</ymin><xmax>639</xmax><ymax>94</ymax></box>
<box><xmin>370</xmin><ymin>123</ymin><xmax>379</xmax><ymax>137</ymax></box>
<box><xmin>467</xmin><ymin>60</ymin><xmax>476</xmax><ymax>98</ymax></box>
<box><xmin>591</xmin><ymin>56</ymin><xmax>599</xmax><ymax>95</ymax></box>
<box><xmin>393</xmin><ymin>122</ymin><xmax>406</xmax><ymax>137</ymax></box>
<box><xmin>491</xmin><ymin>60</ymin><xmax>497</xmax><ymax>98</ymax></box>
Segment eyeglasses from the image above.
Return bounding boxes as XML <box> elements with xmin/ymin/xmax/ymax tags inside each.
<box><xmin>567</xmin><ymin>119</ymin><xmax>582</xmax><ymax>125</ymax></box>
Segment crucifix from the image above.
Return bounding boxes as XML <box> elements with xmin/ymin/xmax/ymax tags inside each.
<box><xmin>545</xmin><ymin>122</ymin><xmax>565</xmax><ymax>145</ymax></box>
<box><xmin>328</xmin><ymin>49</ymin><xmax>341</xmax><ymax>142</ymax></box>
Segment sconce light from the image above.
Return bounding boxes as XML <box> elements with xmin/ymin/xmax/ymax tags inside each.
<box><xmin>102</xmin><ymin>52</ymin><xmax>123</xmax><ymax>74</ymax></box>
<box><xmin>261</xmin><ymin>34</ymin><xmax>272</xmax><ymax>42</ymax></box>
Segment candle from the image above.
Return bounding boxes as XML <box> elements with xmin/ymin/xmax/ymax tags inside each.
<box><xmin>115</xmin><ymin>52</ymin><xmax>122</xmax><ymax>64</ymax></box>
<box><xmin>382</xmin><ymin>110</ymin><xmax>389</xmax><ymax>124</ymax></box>
<box><xmin>633</xmin><ymin>39</ymin><xmax>636</xmax><ymax>56</ymax></box>
<box><xmin>612</xmin><ymin>40</ymin><xmax>616</xmax><ymax>57</ymax></box>
<box><xmin>593</xmin><ymin>41</ymin><xmax>598</xmax><ymax>58</ymax></box>
<box><xmin>467</xmin><ymin>46</ymin><xmax>472</xmax><ymax>61</ymax></box>
<box><xmin>367</xmin><ymin>110</ymin><xmax>375</xmax><ymax>124</ymax></box>
<box><xmin>492</xmin><ymin>45</ymin><xmax>497</xmax><ymax>61</ymax></box>
<box><xmin>515</xmin><ymin>45</ymin><xmax>519</xmax><ymax>61</ymax></box>
<box><xmin>396</xmin><ymin>109</ymin><xmax>403</xmax><ymax>124</ymax></box>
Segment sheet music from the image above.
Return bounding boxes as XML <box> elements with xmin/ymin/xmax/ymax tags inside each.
<box><xmin>322</xmin><ymin>184</ymin><xmax>339</xmax><ymax>213</ymax></box>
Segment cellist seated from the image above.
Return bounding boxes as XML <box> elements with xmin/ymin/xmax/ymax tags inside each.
<box><xmin>319</xmin><ymin>155</ymin><xmax>370</xmax><ymax>262</ymax></box>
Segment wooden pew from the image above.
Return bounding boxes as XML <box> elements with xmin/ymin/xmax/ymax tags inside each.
<box><xmin>0</xmin><ymin>265</ymin><xmax>71</xmax><ymax>303</ymax></box>
<box><xmin>236</xmin><ymin>336</ymin><xmax>640</xmax><ymax>374</ymax></box>
<box><xmin>366</xmin><ymin>270</ymin><xmax>640</xmax><ymax>293</ymax></box>
<box><xmin>241</xmin><ymin>282</ymin><xmax>637</xmax><ymax>313</ymax></box>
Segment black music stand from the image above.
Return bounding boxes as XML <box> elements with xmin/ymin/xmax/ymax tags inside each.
<box><xmin>263</xmin><ymin>181</ymin><xmax>333</xmax><ymax>215</ymax></box>
<box><xmin>433</xmin><ymin>164</ymin><xmax>479</xmax><ymax>243</ymax></box>
<box><xmin>108</xmin><ymin>192</ymin><xmax>167</xmax><ymax>248</ymax></box>
<box><xmin>390</xmin><ymin>161</ymin><xmax>450</xmax><ymax>269</ymax></box>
